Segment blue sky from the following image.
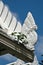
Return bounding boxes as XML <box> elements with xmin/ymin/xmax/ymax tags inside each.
<box><xmin>0</xmin><ymin>0</ymin><xmax>43</xmax><ymax>65</ymax></box>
